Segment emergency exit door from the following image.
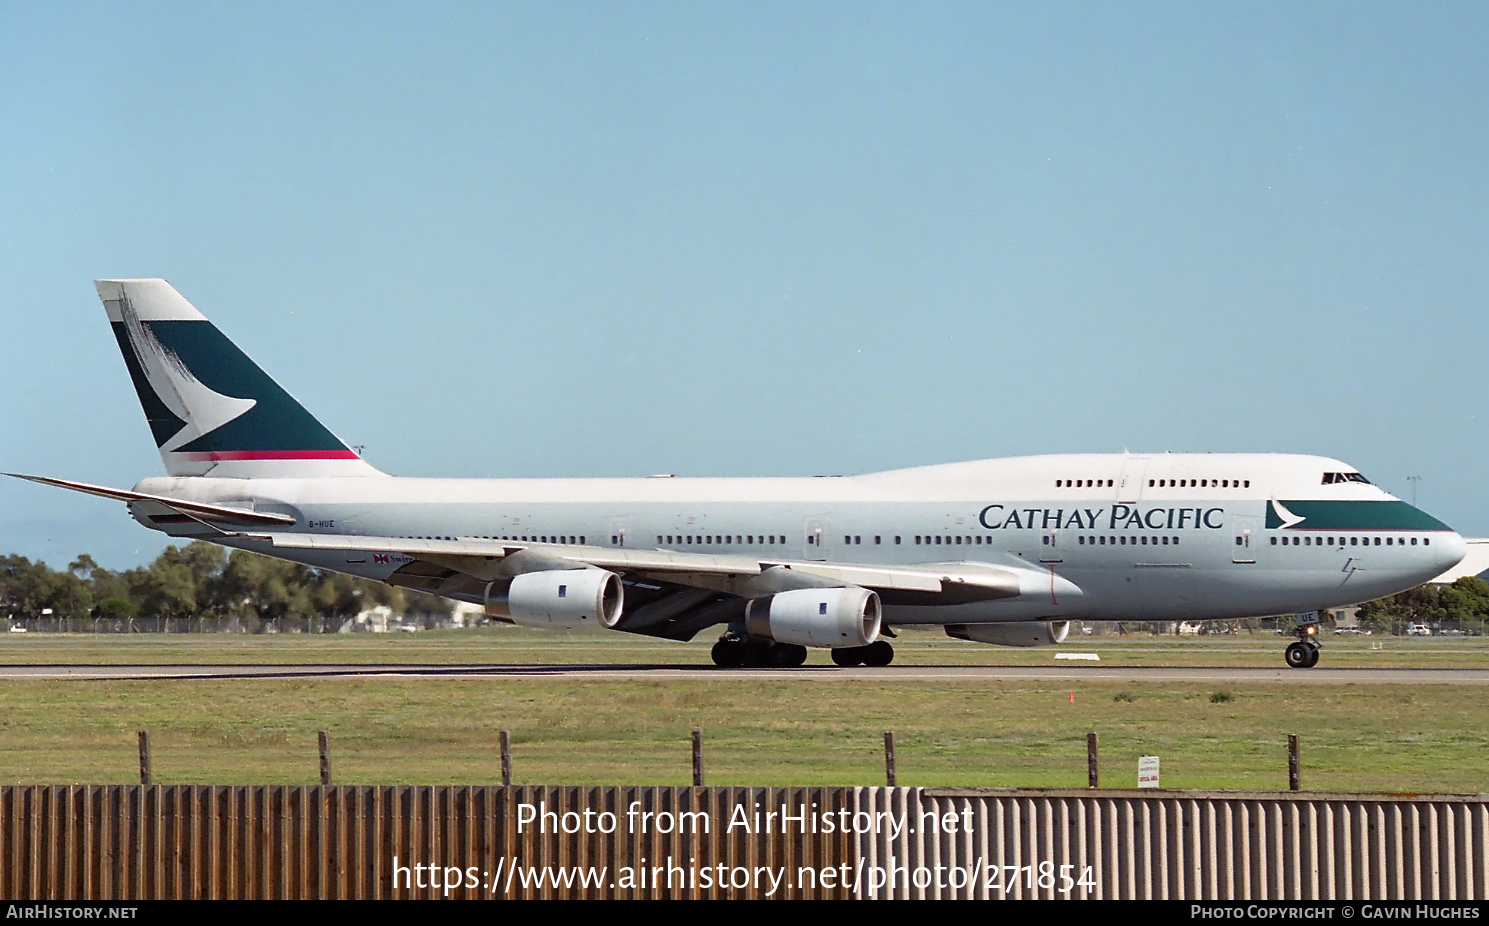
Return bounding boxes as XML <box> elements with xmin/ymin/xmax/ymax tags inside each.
<box><xmin>805</xmin><ymin>517</ymin><xmax>829</xmax><ymax>561</ymax></box>
<box><xmin>1232</xmin><ymin>517</ymin><xmax>1258</xmax><ymax>564</ymax></box>
<box><xmin>1040</xmin><ymin>529</ymin><xmax>1063</xmax><ymax>563</ymax></box>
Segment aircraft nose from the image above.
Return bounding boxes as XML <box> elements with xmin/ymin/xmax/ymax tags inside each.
<box><xmin>1433</xmin><ymin>530</ymin><xmax>1468</xmax><ymax>575</ymax></box>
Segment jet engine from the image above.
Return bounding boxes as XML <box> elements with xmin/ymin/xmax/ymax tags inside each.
<box><xmin>744</xmin><ymin>587</ymin><xmax>881</xmax><ymax>648</ymax></box>
<box><xmin>944</xmin><ymin>620</ymin><xmax>1070</xmax><ymax>648</ymax></box>
<box><xmin>483</xmin><ymin>569</ymin><xmax>623</xmax><ymax>630</ymax></box>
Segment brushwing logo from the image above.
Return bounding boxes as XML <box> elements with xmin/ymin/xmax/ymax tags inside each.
<box><xmin>119</xmin><ymin>295</ymin><xmax>256</xmax><ymax>452</ymax></box>
<box><xmin>1268</xmin><ymin>499</ymin><xmax>1306</xmax><ymax>529</ymax></box>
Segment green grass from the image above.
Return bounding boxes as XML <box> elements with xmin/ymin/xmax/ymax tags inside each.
<box><xmin>0</xmin><ymin>675</ymin><xmax>1484</xmax><ymax>793</ymax></box>
<box><xmin>0</xmin><ymin>631</ymin><xmax>1482</xmax><ymax>791</ymax></box>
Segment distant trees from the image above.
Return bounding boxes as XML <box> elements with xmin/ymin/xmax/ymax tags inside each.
<box><xmin>0</xmin><ymin>554</ymin><xmax>94</xmax><ymax>629</ymax></box>
<box><xmin>11</xmin><ymin>541</ymin><xmax>1481</xmax><ymax>637</ymax></box>
<box><xmin>1437</xmin><ymin>576</ymin><xmax>1489</xmax><ymax>633</ymax></box>
<box><xmin>1355</xmin><ymin>577</ymin><xmax>1489</xmax><ymax>635</ymax></box>
<box><xmin>0</xmin><ymin>543</ymin><xmax>454</xmax><ymax>632</ymax></box>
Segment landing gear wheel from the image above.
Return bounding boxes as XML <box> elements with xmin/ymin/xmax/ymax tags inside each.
<box><xmin>1304</xmin><ymin>644</ymin><xmax>1321</xmax><ymax>668</ymax></box>
<box><xmin>863</xmin><ymin>640</ymin><xmax>895</xmax><ymax>667</ymax></box>
<box><xmin>711</xmin><ymin>639</ymin><xmax>744</xmax><ymax>668</ymax></box>
<box><xmin>774</xmin><ymin>644</ymin><xmax>809</xmax><ymax>667</ymax></box>
<box><xmin>1284</xmin><ymin>642</ymin><xmax>1313</xmax><ymax>669</ymax></box>
<box><xmin>831</xmin><ymin>647</ymin><xmax>864</xmax><ymax>667</ymax></box>
<box><xmin>739</xmin><ymin>641</ymin><xmax>773</xmax><ymax>668</ymax></box>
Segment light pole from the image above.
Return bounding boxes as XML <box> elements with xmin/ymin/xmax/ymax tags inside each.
<box><xmin>1407</xmin><ymin>475</ymin><xmax>1422</xmax><ymax>507</ymax></box>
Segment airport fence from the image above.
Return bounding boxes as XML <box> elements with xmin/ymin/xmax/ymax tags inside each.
<box><xmin>0</xmin><ymin>784</ymin><xmax>1483</xmax><ymax>900</ymax></box>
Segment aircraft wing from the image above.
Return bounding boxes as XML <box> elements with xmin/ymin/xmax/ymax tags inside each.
<box><xmin>4</xmin><ymin>470</ymin><xmax>1076</xmax><ymax>640</ymax></box>
<box><xmin>7</xmin><ymin>474</ymin><xmax>1060</xmax><ymax>610</ymax></box>
<box><xmin>230</xmin><ymin>531</ymin><xmax>1070</xmax><ymax>626</ymax></box>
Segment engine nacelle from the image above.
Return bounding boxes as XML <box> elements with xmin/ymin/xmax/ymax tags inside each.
<box><xmin>744</xmin><ymin>587</ymin><xmax>881</xmax><ymax>648</ymax></box>
<box><xmin>945</xmin><ymin>620</ymin><xmax>1070</xmax><ymax>648</ymax></box>
<box><xmin>484</xmin><ymin>569</ymin><xmax>623</xmax><ymax>630</ymax></box>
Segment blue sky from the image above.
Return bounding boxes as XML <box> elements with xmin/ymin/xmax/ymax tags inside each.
<box><xmin>2</xmin><ymin>2</ymin><xmax>1486</xmax><ymax>569</ymax></box>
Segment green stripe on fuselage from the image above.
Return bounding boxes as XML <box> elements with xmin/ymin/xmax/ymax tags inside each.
<box><xmin>1267</xmin><ymin>500</ymin><xmax>1450</xmax><ymax>531</ymax></box>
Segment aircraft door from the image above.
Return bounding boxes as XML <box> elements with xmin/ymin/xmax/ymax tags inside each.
<box><xmin>1040</xmin><ymin>529</ymin><xmax>1063</xmax><ymax>563</ymax></box>
<box><xmin>1232</xmin><ymin>516</ymin><xmax>1258</xmax><ymax>564</ymax></box>
<box><xmin>1116</xmin><ymin>457</ymin><xmax>1149</xmax><ymax>503</ymax></box>
<box><xmin>610</xmin><ymin>517</ymin><xmax>631</xmax><ymax>548</ymax></box>
<box><xmin>805</xmin><ymin>516</ymin><xmax>829</xmax><ymax>561</ymax></box>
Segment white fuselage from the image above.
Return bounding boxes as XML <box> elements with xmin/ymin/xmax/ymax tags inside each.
<box><xmin>130</xmin><ymin>452</ymin><xmax>1466</xmax><ymax>627</ymax></box>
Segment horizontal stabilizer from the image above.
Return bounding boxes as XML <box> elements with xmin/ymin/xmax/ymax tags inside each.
<box><xmin>7</xmin><ymin>473</ymin><xmax>297</xmax><ymax>528</ymax></box>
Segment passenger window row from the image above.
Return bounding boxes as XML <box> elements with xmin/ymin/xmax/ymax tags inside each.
<box><xmin>914</xmin><ymin>535</ymin><xmax>992</xmax><ymax>546</ymax></box>
<box><xmin>1074</xmin><ymin>535</ymin><xmax>1179</xmax><ymax>546</ymax></box>
<box><xmin>380</xmin><ymin>530</ymin><xmax>1425</xmax><ymax>554</ymax></box>
<box><xmin>1272</xmin><ymin>535</ymin><xmax>1428</xmax><ymax>547</ymax></box>
<box><xmin>436</xmin><ymin>535</ymin><xmax>592</xmax><ymax>544</ymax></box>
<box><xmin>1149</xmin><ymin>478</ymin><xmax>1250</xmax><ymax>488</ymax></box>
<box><xmin>916</xmin><ymin>533</ymin><xmax>1182</xmax><ymax>547</ymax></box>
<box><xmin>1055</xmin><ymin>477</ymin><xmax>1253</xmax><ymax>489</ymax></box>
<box><xmin>656</xmin><ymin>534</ymin><xmax>786</xmax><ymax>546</ymax></box>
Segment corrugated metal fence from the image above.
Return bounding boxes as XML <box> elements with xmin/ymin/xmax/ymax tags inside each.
<box><xmin>0</xmin><ymin>785</ymin><xmax>1483</xmax><ymax>899</ymax></box>
<box><xmin>0</xmin><ymin>786</ymin><xmax>852</xmax><ymax>900</ymax></box>
<box><xmin>858</xmin><ymin>788</ymin><xmax>1489</xmax><ymax>900</ymax></box>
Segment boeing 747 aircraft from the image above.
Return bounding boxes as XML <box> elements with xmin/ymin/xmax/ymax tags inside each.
<box><xmin>10</xmin><ymin>280</ymin><xmax>1467</xmax><ymax>668</ymax></box>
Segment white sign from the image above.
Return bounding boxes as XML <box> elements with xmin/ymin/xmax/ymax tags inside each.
<box><xmin>1138</xmin><ymin>755</ymin><xmax>1160</xmax><ymax>789</ymax></box>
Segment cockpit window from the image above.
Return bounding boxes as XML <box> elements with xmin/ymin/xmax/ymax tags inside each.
<box><xmin>1322</xmin><ymin>472</ymin><xmax>1372</xmax><ymax>485</ymax></box>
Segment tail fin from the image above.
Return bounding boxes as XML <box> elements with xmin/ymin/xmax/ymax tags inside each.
<box><xmin>97</xmin><ymin>279</ymin><xmax>382</xmax><ymax>479</ymax></box>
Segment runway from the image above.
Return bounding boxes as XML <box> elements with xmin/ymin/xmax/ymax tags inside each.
<box><xmin>2</xmin><ymin>664</ymin><xmax>1488</xmax><ymax>683</ymax></box>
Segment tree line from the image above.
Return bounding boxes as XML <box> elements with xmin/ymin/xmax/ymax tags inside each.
<box><xmin>3</xmin><ymin>542</ymin><xmax>1486</xmax><ymax>635</ymax></box>
<box><xmin>1355</xmin><ymin>576</ymin><xmax>1489</xmax><ymax>634</ymax></box>
<box><xmin>0</xmin><ymin>543</ymin><xmax>454</xmax><ymax>633</ymax></box>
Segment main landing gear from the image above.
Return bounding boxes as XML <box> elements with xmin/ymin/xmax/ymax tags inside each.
<box><xmin>708</xmin><ymin>636</ymin><xmax>896</xmax><ymax>668</ymax></box>
<box><xmin>1284</xmin><ymin>613</ymin><xmax>1321</xmax><ymax>669</ymax></box>
<box><xmin>711</xmin><ymin>637</ymin><xmax>807</xmax><ymax>668</ymax></box>
<box><xmin>831</xmin><ymin>641</ymin><xmax>894</xmax><ymax>667</ymax></box>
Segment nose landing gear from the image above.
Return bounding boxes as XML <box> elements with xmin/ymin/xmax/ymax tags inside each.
<box><xmin>1284</xmin><ymin>641</ymin><xmax>1319</xmax><ymax>668</ymax></box>
<box><xmin>1283</xmin><ymin>613</ymin><xmax>1321</xmax><ymax>669</ymax></box>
